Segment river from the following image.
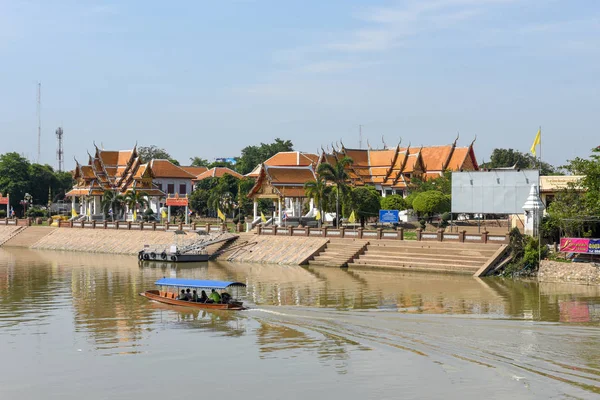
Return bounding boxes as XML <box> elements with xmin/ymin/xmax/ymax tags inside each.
<box><xmin>1</xmin><ymin>248</ymin><xmax>599</xmax><ymax>399</ymax></box>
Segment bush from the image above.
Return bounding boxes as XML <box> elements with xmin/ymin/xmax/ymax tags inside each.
<box><xmin>501</xmin><ymin>228</ymin><xmax>548</xmax><ymax>277</ymax></box>
<box><xmin>380</xmin><ymin>195</ymin><xmax>406</xmax><ymax>211</ymax></box>
<box><xmin>26</xmin><ymin>207</ymin><xmax>47</xmax><ymax>218</ymax></box>
<box><xmin>412</xmin><ymin>191</ymin><xmax>450</xmax><ymax>217</ymax></box>
<box><xmin>0</xmin><ymin>210</ymin><xmax>5</xmax><ymax>218</ymax></box>
<box><xmin>419</xmin><ymin>219</ymin><xmax>426</xmax><ymax>230</ymax></box>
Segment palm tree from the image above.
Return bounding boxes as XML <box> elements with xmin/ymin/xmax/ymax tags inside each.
<box><xmin>101</xmin><ymin>190</ymin><xmax>126</xmax><ymax>221</ymax></box>
<box><xmin>124</xmin><ymin>189</ymin><xmax>149</xmax><ymax>221</ymax></box>
<box><xmin>317</xmin><ymin>156</ymin><xmax>353</xmax><ymax>226</ymax></box>
<box><xmin>304</xmin><ymin>175</ymin><xmax>328</xmax><ymax>226</ymax></box>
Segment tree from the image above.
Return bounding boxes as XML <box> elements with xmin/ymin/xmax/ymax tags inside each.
<box><xmin>346</xmin><ymin>186</ymin><xmax>381</xmax><ymax>227</ymax></box>
<box><xmin>124</xmin><ymin>189</ymin><xmax>149</xmax><ymax>220</ymax></box>
<box><xmin>480</xmin><ymin>148</ymin><xmax>556</xmax><ymax>175</ymax></box>
<box><xmin>381</xmin><ymin>194</ymin><xmax>406</xmax><ymax>211</ymax></box>
<box><xmin>304</xmin><ymin>176</ymin><xmax>329</xmax><ymax>225</ymax></box>
<box><xmin>0</xmin><ymin>152</ymin><xmax>31</xmax><ymax>212</ymax></box>
<box><xmin>189</xmin><ymin>188</ymin><xmax>211</xmax><ymax>216</ymax></box>
<box><xmin>101</xmin><ymin>190</ymin><xmax>125</xmax><ymax>221</ymax></box>
<box><xmin>317</xmin><ymin>156</ymin><xmax>353</xmax><ymax>226</ymax></box>
<box><xmin>411</xmin><ymin>170</ymin><xmax>452</xmax><ymax>195</ymax></box>
<box><xmin>563</xmin><ymin>146</ymin><xmax>600</xmax><ymax>214</ymax></box>
<box><xmin>236</xmin><ymin>138</ymin><xmax>294</xmax><ymax>174</ymax></box>
<box><xmin>189</xmin><ymin>157</ymin><xmax>210</xmax><ymax>167</ymax></box>
<box><xmin>138</xmin><ymin>145</ymin><xmax>179</xmax><ymax>165</ymax></box>
<box><xmin>412</xmin><ymin>191</ymin><xmax>451</xmax><ymax>218</ymax></box>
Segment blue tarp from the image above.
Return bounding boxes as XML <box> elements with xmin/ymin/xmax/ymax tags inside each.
<box><xmin>154</xmin><ymin>278</ymin><xmax>246</xmax><ymax>289</ymax></box>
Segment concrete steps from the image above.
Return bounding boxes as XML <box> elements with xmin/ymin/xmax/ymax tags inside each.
<box><xmin>2</xmin><ymin>226</ymin><xmax>55</xmax><ymax>247</ymax></box>
<box><xmin>0</xmin><ymin>226</ymin><xmax>26</xmax><ymax>246</ymax></box>
<box><xmin>352</xmin><ymin>240</ymin><xmax>503</xmax><ymax>273</ymax></box>
<box><xmin>309</xmin><ymin>239</ymin><xmax>369</xmax><ymax>268</ymax></box>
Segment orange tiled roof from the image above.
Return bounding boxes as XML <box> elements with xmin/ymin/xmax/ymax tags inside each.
<box><xmin>368</xmin><ymin>149</ymin><xmax>396</xmax><ymax>167</ymax></box>
<box><xmin>245</xmin><ymin>164</ymin><xmax>262</xmax><ymax>178</ymax></box>
<box><xmin>117</xmin><ymin>150</ymin><xmax>134</xmax><ymax>165</ymax></box>
<box><xmin>418</xmin><ymin>145</ymin><xmax>453</xmax><ymax>171</ymax></box>
<box><xmin>180</xmin><ymin>166</ymin><xmax>208</xmax><ymax>176</ymax></box>
<box><xmin>150</xmin><ymin>160</ymin><xmax>196</xmax><ymax>179</ymax></box>
<box><xmin>264</xmin><ymin>151</ymin><xmax>319</xmax><ymax>167</ymax></box>
<box><xmin>98</xmin><ymin>150</ymin><xmax>119</xmax><ymax>166</ymax></box>
<box><xmin>194</xmin><ymin>167</ymin><xmax>243</xmax><ymax>181</ymax></box>
<box><xmin>445</xmin><ymin>147</ymin><xmax>469</xmax><ymax>171</ymax></box>
<box><xmin>266</xmin><ymin>166</ymin><xmax>315</xmax><ymax>184</ymax></box>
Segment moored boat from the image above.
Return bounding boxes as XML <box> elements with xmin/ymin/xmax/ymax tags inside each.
<box><xmin>140</xmin><ymin>278</ymin><xmax>247</xmax><ymax>310</ymax></box>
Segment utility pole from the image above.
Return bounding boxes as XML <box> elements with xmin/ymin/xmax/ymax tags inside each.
<box><xmin>37</xmin><ymin>82</ymin><xmax>41</xmax><ymax>163</ymax></box>
<box><xmin>359</xmin><ymin>124</ymin><xmax>363</xmax><ymax>149</ymax></box>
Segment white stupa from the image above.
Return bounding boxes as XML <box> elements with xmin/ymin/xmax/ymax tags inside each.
<box><xmin>522</xmin><ymin>184</ymin><xmax>545</xmax><ymax>236</ymax></box>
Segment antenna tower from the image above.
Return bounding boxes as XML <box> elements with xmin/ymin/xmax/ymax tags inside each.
<box><xmin>37</xmin><ymin>82</ymin><xmax>41</xmax><ymax>163</ymax></box>
<box><xmin>56</xmin><ymin>127</ymin><xmax>64</xmax><ymax>172</ymax></box>
<box><xmin>359</xmin><ymin>124</ymin><xmax>363</xmax><ymax>149</ymax></box>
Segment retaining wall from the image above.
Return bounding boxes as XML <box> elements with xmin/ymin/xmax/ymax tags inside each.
<box><xmin>538</xmin><ymin>260</ymin><xmax>600</xmax><ymax>285</ymax></box>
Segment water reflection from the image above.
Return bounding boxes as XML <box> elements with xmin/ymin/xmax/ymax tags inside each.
<box><xmin>2</xmin><ymin>248</ymin><xmax>600</xmax><ymax>397</ymax></box>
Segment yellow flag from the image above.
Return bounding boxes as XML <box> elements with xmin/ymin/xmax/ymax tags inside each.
<box><xmin>71</xmin><ymin>208</ymin><xmax>78</xmax><ymax>218</ymax></box>
<box><xmin>530</xmin><ymin>128</ymin><xmax>541</xmax><ymax>156</ymax></box>
<box><xmin>315</xmin><ymin>209</ymin><xmax>321</xmax><ymax>220</ymax></box>
<box><xmin>218</xmin><ymin>208</ymin><xmax>226</xmax><ymax>221</ymax></box>
<box><xmin>87</xmin><ymin>206</ymin><xmax>91</xmax><ymax>216</ymax></box>
<box><xmin>261</xmin><ymin>212</ymin><xmax>267</xmax><ymax>223</ymax></box>
<box><xmin>348</xmin><ymin>211</ymin><xmax>356</xmax><ymax>223</ymax></box>
<box><xmin>133</xmin><ymin>209</ymin><xmax>137</xmax><ymax>221</ymax></box>
<box><xmin>161</xmin><ymin>210</ymin><xmax>167</xmax><ymax>219</ymax></box>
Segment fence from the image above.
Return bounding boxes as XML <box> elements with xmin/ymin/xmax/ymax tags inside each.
<box><xmin>256</xmin><ymin>225</ymin><xmax>509</xmax><ymax>244</ymax></box>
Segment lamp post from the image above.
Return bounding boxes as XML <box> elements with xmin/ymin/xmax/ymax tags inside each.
<box><xmin>21</xmin><ymin>193</ymin><xmax>33</xmax><ymax>218</ymax></box>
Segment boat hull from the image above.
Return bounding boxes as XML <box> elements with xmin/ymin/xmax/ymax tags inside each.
<box><xmin>140</xmin><ymin>290</ymin><xmax>245</xmax><ymax>310</ymax></box>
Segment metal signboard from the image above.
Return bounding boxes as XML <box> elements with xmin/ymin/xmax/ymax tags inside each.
<box><xmin>379</xmin><ymin>210</ymin><xmax>399</xmax><ymax>223</ymax></box>
<box><xmin>165</xmin><ymin>194</ymin><xmax>188</xmax><ymax>207</ymax></box>
<box><xmin>451</xmin><ymin>170</ymin><xmax>540</xmax><ymax>214</ymax></box>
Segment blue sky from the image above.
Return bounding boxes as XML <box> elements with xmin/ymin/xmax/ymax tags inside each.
<box><xmin>1</xmin><ymin>0</ymin><xmax>598</xmax><ymax>170</ymax></box>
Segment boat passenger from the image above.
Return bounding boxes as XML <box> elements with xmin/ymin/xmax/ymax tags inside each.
<box><xmin>192</xmin><ymin>290</ymin><xmax>198</xmax><ymax>302</ymax></box>
<box><xmin>185</xmin><ymin>288</ymin><xmax>192</xmax><ymax>300</ymax></box>
<box><xmin>221</xmin><ymin>292</ymin><xmax>231</xmax><ymax>304</ymax></box>
<box><xmin>199</xmin><ymin>290</ymin><xmax>208</xmax><ymax>303</ymax></box>
<box><xmin>209</xmin><ymin>289</ymin><xmax>221</xmax><ymax>304</ymax></box>
<box><xmin>178</xmin><ymin>289</ymin><xmax>187</xmax><ymax>301</ymax></box>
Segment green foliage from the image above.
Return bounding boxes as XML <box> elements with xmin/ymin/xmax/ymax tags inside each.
<box><xmin>304</xmin><ymin>176</ymin><xmax>330</xmax><ymax>224</ymax></box>
<box><xmin>0</xmin><ymin>210</ymin><xmax>5</xmax><ymax>218</ymax></box>
<box><xmin>318</xmin><ymin>156</ymin><xmax>353</xmax><ymax>225</ymax></box>
<box><xmin>502</xmin><ymin>228</ymin><xmax>548</xmax><ymax>276</ymax></box>
<box><xmin>563</xmin><ymin>147</ymin><xmax>600</xmax><ymax>215</ymax></box>
<box><xmin>25</xmin><ymin>206</ymin><xmax>48</xmax><ymax>218</ymax></box>
<box><xmin>480</xmin><ymin>148</ymin><xmax>556</xmax><ymax>175</ymax></box>
<box><xmin>124</xmin><ymin>189</ymin><xmax>149</xmax><ymax>216</ymax></box>
<box><xmin>0</xmin><ymin>152</ymin><xmax>74</xmax><ymax>213</ymax></box>
<box><xmin>345</xmin><ymin>186</ymin><xmax>381</xmax><ymax>227</ymax></box>
<box><xmin>419</xmin><ymin>219</ymin><xmax>426</xmax><ymax>230</ymax></box>
<box><xmin>236</xmin><ymin>138</ymin><xmax>294</xmax><ymax>175</ymax></box>
<box><xmin>101</xmin><ymin>190</ymin><xmax>126</xmax><ymax>221</ymax></box>
<box><xmin>189</xmin><ymin>157</ymin><xmax>210</xmax><ymax>167</ymax></box>
<box><xmin>189</xmin><ymin>188</ymin><xmax>210</xmax><ymax>216</ymax></box>
<box><xmin>404</xmin><ymin>192</ymin><xmax>418</xmax><ymax>209</ymax></box>
<box><xmin>411</xmin><ymin>191</ymin><xmax>450</xmax><ymax>216</ymax></box>
<box><xmin>411</xmin><ymin>170</ymin><xmax>452</xmax><ymax>195</ymax></box>
<box><xmin>380</xmin><ymin>194</ymin><xmax>406</xmax><ymax>211</ymax></box>
<box><xmin>138</xmin><ymin>145</ymin><xmax>179</xmax><ymax>165</ymax></box>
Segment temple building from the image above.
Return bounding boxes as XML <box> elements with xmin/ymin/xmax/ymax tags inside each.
<box><xmin>193</xmin><ymin>167</ymin><xmax>243</xmax><ymax>183</ymax></box>
<box><xmin>246</xmin><ymin>141</ymin><xmax>478</xmax><ymax>224</ymax></box>
<box><xmin>65</xmin><ymin>145</ymin><xmax>198</xmax><ymax>220</ymax></box>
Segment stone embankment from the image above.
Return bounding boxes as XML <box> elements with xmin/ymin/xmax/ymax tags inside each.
<box><xmin>218</xmin><ymin>234</ymin><xmax>328</xmax><ymax>265</ymax></box>
<box><xmin>538</xmin><ymin>260</ymin><xmax>600</xmax><ymax>285</ymax></box>
<box><xmin>0</xmin><ymin>226</ymin><xmax>25</xmax><ymax>246</ymax></box>
<box><xmin>30</xmin><ymin>228</ymin><xmax>202</xmax><ymax>255</ymax></box>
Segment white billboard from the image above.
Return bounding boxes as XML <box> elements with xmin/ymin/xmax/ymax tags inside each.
<box><xmin>451</xmin><ymin>170</ymin><xmax>539</xmax><ymax>214</ymax></box>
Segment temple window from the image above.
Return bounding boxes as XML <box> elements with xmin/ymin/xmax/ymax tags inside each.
<box><xmin>167</xmin><ymin>184</ymin><xmax>175</xmax><ymax>194</ymax></box>
<box><xmin>179</xmin><ymin>184</ymin><xmax>187</xmax><ymax>195</ymax></box>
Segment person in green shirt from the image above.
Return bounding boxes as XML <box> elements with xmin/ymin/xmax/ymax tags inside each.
<box><xmin>209</xmin><ymin>289</ymin><xmax>221</xmax><ymax>303</ymax></box>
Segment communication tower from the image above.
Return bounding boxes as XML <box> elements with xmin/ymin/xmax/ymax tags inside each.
<box><xmin>56</xmin><ymin>127</ymin><xmax>64</xmax><ymax>172</ymax></box>
<box><xmin>37</xmin><ymin>82</ymin><xmax>41</xmax><ymax>163</ymax></box>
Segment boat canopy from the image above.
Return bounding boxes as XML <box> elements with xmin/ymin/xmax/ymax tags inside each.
<box><xmin>154</xmin><ymin>278</ymin><xmax>246</xmax><ymax>289</ymax></box>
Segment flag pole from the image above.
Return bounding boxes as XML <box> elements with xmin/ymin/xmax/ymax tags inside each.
<box><xmin>538</xmin><ymin>126</ymin><xmax>542</xmax><ymax>265</ymax></box>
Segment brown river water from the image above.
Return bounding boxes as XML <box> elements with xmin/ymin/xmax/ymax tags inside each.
<box><xmin>1</xmin><ymin>247</ymin><xmax>600</xmax><ymax>399</ymax></box>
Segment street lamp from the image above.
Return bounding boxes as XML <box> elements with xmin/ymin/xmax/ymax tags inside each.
<box><xmin>20</xmin><ymin>193</ymin><xmax>33</xmax><ymax>218</ymax></box>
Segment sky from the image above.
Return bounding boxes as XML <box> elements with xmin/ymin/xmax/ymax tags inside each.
<box><xmin>1</xmin><ymin>0</ymin><xmax>599</xmax><ymax>170</ymax></box>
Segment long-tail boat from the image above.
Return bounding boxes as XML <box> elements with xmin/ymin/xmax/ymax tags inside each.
<box><xmin>140</xmin><ymin>278</ymin><xmax>247</xmax><ymax>310</ymax></box>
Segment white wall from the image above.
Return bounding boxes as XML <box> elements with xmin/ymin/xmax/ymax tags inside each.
<box><xmin>153</xmin><ymin>178</ymin><xmax>192</xmax><ymax>197</ymax></box>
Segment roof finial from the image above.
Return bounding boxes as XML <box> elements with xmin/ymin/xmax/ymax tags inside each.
<box><xmin>453</xmin><ymin>131</ymin><xmax>460</xmax><ymax>146</ymax></box>
<box><xmin>367</xmin><ymin>139</ymin><xmax>372</xmax><ymax>150</ymax></box>
<box><xmin>397</xmin><ymin>137</ymin><xmax>402</xmax><ymax>149</ymax></box>
<box><xmin>382</xmin><ymin>135</ymin><xmax>387</xmax><ymax>149</ymax></box>
<box><xmin>340</xmin><ymin>139</ymin><xmax>345</xmax><ymax>150</ymax></box>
